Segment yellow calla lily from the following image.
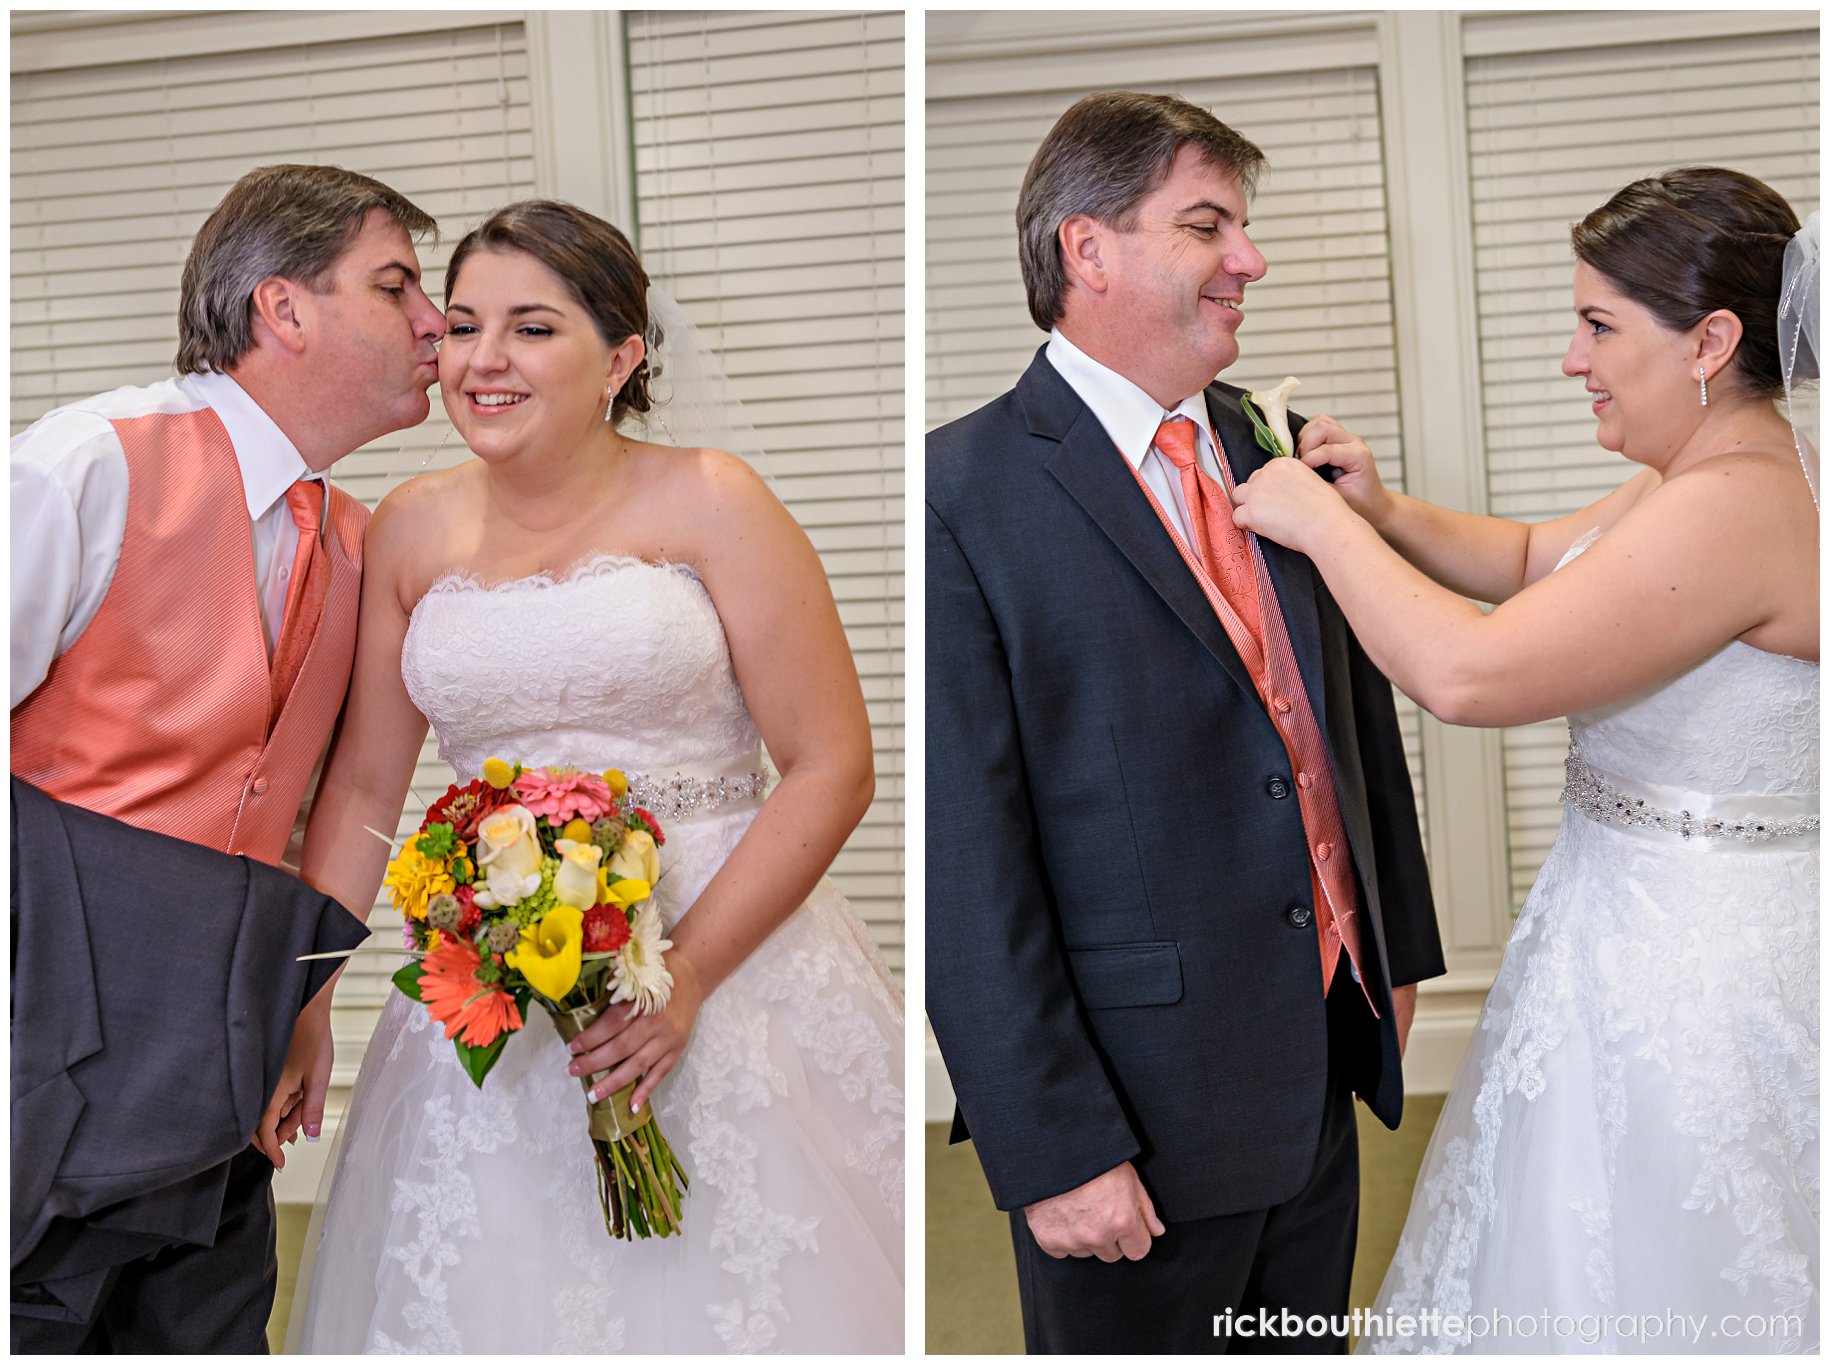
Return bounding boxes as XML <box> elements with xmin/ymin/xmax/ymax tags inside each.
<box><xmin>506</xmin><ymin>906</ymin><xmax>585</xmax><ymax>1000</ymax></box>
<box><xmin>601</xmin><ymin>877</ymin><xmax>652</xmax><ymax>906</ymax></box>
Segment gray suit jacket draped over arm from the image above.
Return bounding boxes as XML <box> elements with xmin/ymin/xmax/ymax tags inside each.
<box><xmin>10</xmin><ymin>778</ymin><xmax>369</xmax><ymax>1327</ymax></box>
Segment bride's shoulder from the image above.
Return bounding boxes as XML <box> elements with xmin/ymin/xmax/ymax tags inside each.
<box><xmin>631</xmin><ymin>440</ymin><xmax>782</xmax><ymax>521</ymax></box>
<box><xmin>364</xmin><ymin>465</ymin><xmax>484</xmax><ymax>592</ymax></box>
<box><xmin>1650</xmin><ymin>445</ymin><xmax>1812</xmax><ymax>520</ymax></box>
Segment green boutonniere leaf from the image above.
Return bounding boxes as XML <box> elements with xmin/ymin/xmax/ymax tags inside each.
<box><xmin>1239</xmin><ymin>393</ymin><xmax>1288</xmax><ymax>458</ymax></box>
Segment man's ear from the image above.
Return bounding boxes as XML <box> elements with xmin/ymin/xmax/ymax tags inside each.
<box><xmin>1058</xmin><ymin>215</ymin><xmax>1109</xmax><ymax>296</ymax></box>
<box><xmin>249</xmin><ymin>276</ymin><xmax>309</xmax><ymax>356</ymax></box>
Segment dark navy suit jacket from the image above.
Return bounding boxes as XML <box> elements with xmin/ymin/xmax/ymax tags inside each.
<box><xmin>926</xmin><ymin>348</ymin><xmax>1446</xmax><ymax>1220</ymax></box>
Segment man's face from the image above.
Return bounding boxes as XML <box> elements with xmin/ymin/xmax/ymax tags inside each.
<box><xmin>297</xmin><ymin>209</ymin><xmax>445</xmax><ymax>461</ymax></box>
<box><xmin>1091</xmin><ymin>145</ymin><xmax>1267</xmax><ymax>403</ymax></box>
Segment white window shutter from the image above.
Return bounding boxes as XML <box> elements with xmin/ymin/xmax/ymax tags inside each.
<box><xmin>626</xmin><ymin>11</ymin><xmax>906</xmax><ymax>974</ymax></box>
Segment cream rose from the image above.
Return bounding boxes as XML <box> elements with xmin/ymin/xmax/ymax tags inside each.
<box><xmin>473</xmin><ymin>804</ymin><xmax>544</xmax><ymax>909</ymax></box>
<box><xmin>553</xmin><ymin>838</ymin><xmax>605</xmax><ymax>910</ymax></box>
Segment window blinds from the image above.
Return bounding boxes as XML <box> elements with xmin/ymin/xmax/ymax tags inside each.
<box><xmin>625</xmin><ymin>10</ymin><xmax>906</xmax><ymax>973</ymax></box>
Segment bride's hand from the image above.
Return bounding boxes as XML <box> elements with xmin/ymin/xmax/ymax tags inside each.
<box><xmin>1232</xmin><ymin>455</ymin><xmax>1357</xmax><ymax>553</ymax></box>
<box><xmin>1295</xmin><ymin>413</ymin><xmax>1392</xmax><ymax>528</ymax></box>
<box><xmin>566</xmin><ymin>952</ymin><xmax>708</xmax><ymax>1113</ymax></box>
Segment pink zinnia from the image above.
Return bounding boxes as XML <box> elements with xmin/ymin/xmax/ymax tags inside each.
<box><xmin>514</xmin><ymin>767</ymin><xmax>616</xmax><ymax>826</ymax></box>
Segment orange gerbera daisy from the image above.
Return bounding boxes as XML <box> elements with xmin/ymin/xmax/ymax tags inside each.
<box><xmin>419</xmin><ymin>937</ymin><xmax>523</xmax><ymax>1048</ymax></box>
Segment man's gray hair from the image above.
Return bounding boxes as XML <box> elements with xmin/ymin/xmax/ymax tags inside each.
<box><xmin>175</xmin><ymin>164</ymin><xmax>436</xmax><ymax>373</ymax></box>
<box><xmin>1017</xmin><ymin>91</ymin><xmax>1266</xmax><ymax>331</ymax></box>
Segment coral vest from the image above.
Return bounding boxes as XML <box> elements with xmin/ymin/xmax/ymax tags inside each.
<box><xmin>11</xmin><ymin>406</ymin><xmax>367</xmax><ymax>866</ymax></box>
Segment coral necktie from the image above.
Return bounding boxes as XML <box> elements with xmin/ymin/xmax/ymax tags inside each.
<box><xmin>1153</xmin><ymin>419</ymin><xmax>1262</xmax><ymax>646</ymax></box>
<box><xmin>269</xmin><ymin>480</ymin><xmax>328</xmax><ymax>725</ymax></box>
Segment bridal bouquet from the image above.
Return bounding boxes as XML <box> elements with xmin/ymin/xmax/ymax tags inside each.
<box><xmin>383</xmin><ymin>758</ymin><xmax>688</xmax><ymax>1240</ymax></box>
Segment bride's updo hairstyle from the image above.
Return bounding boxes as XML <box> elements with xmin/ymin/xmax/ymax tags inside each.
<box><xmin>1571</xmin><ymin>167</ymin><xmax>1801</xmax><ymax>401</ymax></box>
<box><xmin>445</xmin><ymin>200</ymin><xmax>663</xmax><ymax>423</ymax></box>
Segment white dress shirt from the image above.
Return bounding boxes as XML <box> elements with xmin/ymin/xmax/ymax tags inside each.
<box><xmin>11</xmin><ymin>369</ymin><xmax>320</xmax><ymax>707</ymax></box>
<box><xmin>1045</xmin><ymin>328</ymin><xmax>1233</xmax><ymax>548</ymax></box>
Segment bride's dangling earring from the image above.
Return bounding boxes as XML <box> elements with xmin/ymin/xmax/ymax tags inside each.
<box><xmin>1699</xmin><ymin>365</ymin><xmax>1709</xmax><ymax>409</ymax></box>
<box><xmin>604</xmin><ymin>383</ymin><xmax>618</xmax><ymax>423</ymax></box>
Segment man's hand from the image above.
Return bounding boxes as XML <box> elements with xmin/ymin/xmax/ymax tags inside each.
<box><xmin>1393</xmin><ymin>982</ymin><xmax>1418</xmax><ymax>1058</ymax></box>
<box><xmin>253</xmin><ymin>991</ymin><xmax>335</xmax><ymax>1169</ymax></box>
<box><xmin>1023</xmin><ymin>1160</ymin><xmax>1166</xmax><ymax>1262</ymax></box>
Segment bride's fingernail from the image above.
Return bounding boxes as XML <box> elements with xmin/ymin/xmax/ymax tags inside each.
<box><xmin>631</xmin><ymin>1098</ymin><xmax>641</xmax><ymax>1113</ymax></box>
<box><xmin>568</xmin><ymin>1042</ymin><xmax>582</xmax><ymax>1054</ymax></box>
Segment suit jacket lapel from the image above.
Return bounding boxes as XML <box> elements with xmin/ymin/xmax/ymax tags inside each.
<box><xmin>1207</xmin><ymin>387</ymin><xmax>1332</xmax><ymax>745</ymax></box>
<box><xmin>1020</xmin><ymin>354</ymin><xmax>1260</xmax><ymax>702</ymax></box>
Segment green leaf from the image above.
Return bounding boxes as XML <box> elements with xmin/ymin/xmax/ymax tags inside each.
<box><xmin>454</xmin><ymin>1031</ymin><xmax>511</xmax><ymax>1088</ymax></box>
<box><xmin>1237</xmin><ymin>393</ymin><xmax>1284</xmax><ymax>458</ymax></box>
<box><xmin>391</xmin><ymin>961</ymin><xmax>427</xmax><ymax>1003</ymax></box>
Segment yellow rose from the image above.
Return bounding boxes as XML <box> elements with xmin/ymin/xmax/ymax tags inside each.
<box><xmin>481</xmin><ymin>757</ymin><xmax>516</xmax><ymax>790</ymax></box>
<box><xmin>553</xmin><ymin>838</ymin><xmax>605</xmax><ymax>910</ymax></box>
<box><xmin>606</xmin><ymin>828</ymin><xmax>660</xmax><ymax>886</ymax></box>
<box><xmin>507</xmin><ymin>907</ymin><xmax>585</xmax><ymax>1000</ymax></box>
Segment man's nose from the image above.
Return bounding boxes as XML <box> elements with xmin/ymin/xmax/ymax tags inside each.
<box><xmin>1229</xmin><ymin>236</ymin><xmax>1267</xmax><ymax>284</ymax></box>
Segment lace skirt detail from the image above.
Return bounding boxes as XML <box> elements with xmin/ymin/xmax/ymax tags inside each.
<box><xmin>1364</xmin><ymin>808</ymin><xmax>1818</xmax><ymax>1354</ymax></box>
<box><xmin>288</xmin><ymin>804</ymin><xmax>905</xmax><ymax>1354</ymax></box>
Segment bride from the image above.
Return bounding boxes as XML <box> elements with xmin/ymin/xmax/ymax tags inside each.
<box><xmin>285</xmin><ymin>200</ymin><xmax>904</xmax><ymax>1352</ymax></box>
<box><xmin>1233</xmin><ymin>169</ymin><xmax>1817</xmax><ymax>1352</ymax></box>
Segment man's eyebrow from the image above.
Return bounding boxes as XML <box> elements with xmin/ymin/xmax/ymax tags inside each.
<box><xmin>1179</xmin><ymin>200</ymin><xmax>1237</xmax><ymax>221</ymax></box>
<box><xmin>372</xmin><ymin>259</ymin><xmax>421</xmax><ymax>283</ymax></box>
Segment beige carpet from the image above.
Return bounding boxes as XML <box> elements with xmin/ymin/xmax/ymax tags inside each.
<box><xmin>270</xmin><ymin>1203</ymin><xmax>308</xmax><ymax>1350</ymax></box>
<box><xmin>925</xmin><ymin>1095</ymin><xmax>1445</xmax><ymax>1354</ymax></box>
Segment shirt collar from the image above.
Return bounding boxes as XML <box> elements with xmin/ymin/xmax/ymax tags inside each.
<box><xmin>175</xmin><ymin>369</ymin><xmax>317</xmax><ymax>521</ymax></box>
<box><xmin>1045</xmin><ymin>328</ymin><xmax>1214</xmax><ymax>471</ymax></box>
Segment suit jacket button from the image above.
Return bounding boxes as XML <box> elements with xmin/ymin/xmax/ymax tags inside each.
<box><xmin>1266</xmin><ymin>776</ymin><xmax>1290</xmax><ymax>800</ymax></box>
<box><xmin>1286</xmin><ymin>904</ymin><xmax>1313</xmax><ymax>929</ymax></box>
<box><xmin>251</xmin><ymin>777</ymin><xmax>270</xmax><ymax>796</ymax></box>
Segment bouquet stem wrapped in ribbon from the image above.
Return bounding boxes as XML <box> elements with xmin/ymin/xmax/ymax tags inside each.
<box><xmin>552</xmin><ymin>1003</ymin><xmax>688</xmax><ymax>1238</ymax></box>
<box><xmin>382</xmin><ymin>758</ymin><xmax>689</xmax><ymax>1240</ymax></box>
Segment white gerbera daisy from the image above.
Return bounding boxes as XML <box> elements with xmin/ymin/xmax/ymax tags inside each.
<box><xmin>608</xmin><ymin>903</ymin><xmax>674</xmax><ymax>1015</ymax></box>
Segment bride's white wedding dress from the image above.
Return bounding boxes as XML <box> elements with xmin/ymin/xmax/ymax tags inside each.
<box><xmin>290</xmin><ymin>554</ymin><xmax>905</xmax><ymax>1354</ymax></box>
<box><xmin>1367</xmin><ymin>534</ymin><xmax>1818</xmax><ymax>1355</ymax></box>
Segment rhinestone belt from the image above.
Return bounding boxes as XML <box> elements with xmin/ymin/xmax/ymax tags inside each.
<box><xmin>623</xmin><ymin>769</ymin><xmax>769</xmax><ymax>823</ymax></box>
<box><xmin>1563</xmin><ymin>747</ymin><xmax>1819</xmax><ymax>844</ymax></box>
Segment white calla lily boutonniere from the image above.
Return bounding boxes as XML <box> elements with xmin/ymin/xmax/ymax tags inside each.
<box><xmin>1241</xmin><ymin>376</ymin><xmax>1301</xmax><ymax>459</ymax></box>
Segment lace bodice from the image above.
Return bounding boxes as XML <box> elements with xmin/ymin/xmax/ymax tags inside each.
<box><xmin>1558</xmin><ymin>531</ymin><xmax>1819</xmax><ymax>797</ymax></box>
<box><xmin>402</xmin><ymin>554</ymin><xmax>762</xmax><ymax>780</ymax></box>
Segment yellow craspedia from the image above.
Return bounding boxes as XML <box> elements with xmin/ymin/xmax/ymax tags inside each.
<box><xmin>482</xmin><ymin>757</ymin><xmax>516</xmax><ymax>789</ymax></box>
<box><xmin>385</xmin><ymin>843</ymin><xmax>455</xmax><ymax>921</ymax></box>
<box><xmin>603</xmin><ymin>769</ymin><xmax>629</xmax><ymax>797</ymax></box>
<box><xmin>561</xmin><ymin>817</ymin><xmax>594</xmax><ymax>844</ymax></box>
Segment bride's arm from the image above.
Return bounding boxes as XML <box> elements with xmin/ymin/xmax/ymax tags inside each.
<box><xmin>253</xmin><ymin>492</ymin><xmax>431</xmax><ymax>1164</ymax></box>
<box><xmin>567</xmin><ymin>451</ymin><xmax>875</xmax><ymax>1112</ymax></box>
<box><xmin>1233</xmin><ymin>451</ymin><xmax>1811</xmax><ymax>728</ymax></box>
<box><xmin>1297</xmin><ymin>413</ymin><xmax>1655</xmax><ymax>601</ymax></box>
